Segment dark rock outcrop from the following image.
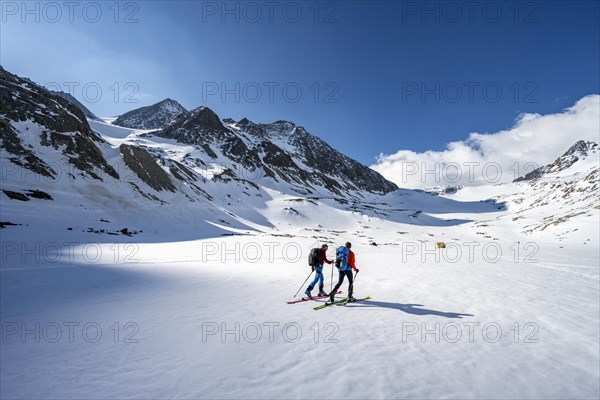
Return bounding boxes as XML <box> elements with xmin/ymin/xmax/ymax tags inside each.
<box><xmin>50</xmin><ymin>90</ymin><xmax>99</xmax><ymax>120</ymax></box>
<box><xmin>119</xmin><ymin>144</ymin><xmax>176</xmax><ymax>192</ymax></box>
<box><xmin>0</xmin><ymin>66</ymin><xmax>118</xmax><ymax>181</ymax></box>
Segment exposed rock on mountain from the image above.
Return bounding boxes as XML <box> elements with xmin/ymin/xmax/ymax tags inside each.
<box><xmin>119</xmin><ymin>144</ymin><xmax>176</xmax><ymax>192</ymax></box>
<box><xmin>113</xmin><ymin>98</ymin><xmax>186</xmax><ymax>129</ymax></box>
<box><xmin>0</xmin><ymin>66</ymin><xmax>118</xmax><ymax>181</ymax></box>
<box><xmin>514</xmin><ymin>140</ymin><xmax>599</xmax><ymax>182</ymax></box>
<box><xmin>156</xmin><ymin>110</ymin><xmax>399</xmax><ymax>195</ymax></box>
<box><xmin>50</xmin><ymin>90</ymin><xmax>99</xmax><ymax>120</ymax></box>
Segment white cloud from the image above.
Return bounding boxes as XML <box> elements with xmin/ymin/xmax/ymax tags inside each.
<box><xmin>371</xmin><ymin>95</ymin><xmax>600</xmax><ymax>189</ymax></box>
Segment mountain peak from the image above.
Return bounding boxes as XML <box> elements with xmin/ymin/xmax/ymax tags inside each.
<box><xmin>113</xmin><ymin>99</ymin><xmax>186</xmax><ymax>129</ymax></box>
<box><xmin>168</xmin><ymin>106</ymin><xmax>229</xmax><ymax>136</ymax></box>
<box><xmin>269</xmin><ymin>120</ymin><xmax>296</xmax><ymax>129</ymax></box>
<box><xmin>157</xmin><ymin>98</ymin><xmax>183</xmax><ymax>107</ymax></box>
<box><xmin>514</xmin><ymin>140</ymin><xmax>598</xmax><ymax>182</ymax></box>
<box><xmin>563</xmin><ymin>140</ymin><xmax>598</xmax><ymax>157</ymax></box>
<box><xmin>189</xmin><ymin>105</ymin><xmax>219</xmax><ymax>120</ymax></box>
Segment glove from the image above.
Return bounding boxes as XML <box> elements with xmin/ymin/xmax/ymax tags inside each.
<box><xmin>311</xmin><ymin>266</ymin><xmax>315</xmax><ymax>272</ymax></box>
<box><xmin>356</xmin><ymin>269</ymin><xmax>360</xmax><ymax>273</ymax></box>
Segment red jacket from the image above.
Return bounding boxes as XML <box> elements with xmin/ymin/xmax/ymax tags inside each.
<box><xmin>320</xmin><ymin>248</ymin><xmax>333</xmax><ymax>265</ymax></box>
<box><xmin>347</xmin><ymin>250</ymin><xmax>357</xmax><ymax>271</ymax></box>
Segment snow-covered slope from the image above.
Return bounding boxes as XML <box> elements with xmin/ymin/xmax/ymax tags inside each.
<box><xmin>449</xmin><ymin>140</ymin><xmax>599</xmax><ymax>242</ymax></box>
<box><xmin>0</xmin><ymin>66</ymin><xmax>406</xmax><ymax>241</ymax></box>
<box><xmin>1</xmin><ymin>64</ymin><xmax>596</xmax><ymax>253</ymax></box>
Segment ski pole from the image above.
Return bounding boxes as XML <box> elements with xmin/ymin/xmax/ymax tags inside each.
<box><xmin>330</xmin><ymin>261</ymin><xmax>334</xmax><ymax>292</ymax></box>
<box><xmin>349</xmin><ymin>269</ymin><xmax>359</xmax><ymax>295</ymax></box>
<box><xmin>330</xmin><ymin>243</ymin><xmax>338</xmax><ymax>292</ymax></box>
<box><xmin>330</xmin><ymin>253</ymin><xmax>334</xmax><ymax>292</ymax></box>
<box><xmin>293</xmin><ymin>270</ymin><xmax>314</xmax><ymax>298</ymax></box>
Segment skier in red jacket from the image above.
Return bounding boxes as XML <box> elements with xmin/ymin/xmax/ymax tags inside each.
<box><xmin>329</xmin><ymin>242</ymin><xmax>359</xmax><ymax>303</ymax></box>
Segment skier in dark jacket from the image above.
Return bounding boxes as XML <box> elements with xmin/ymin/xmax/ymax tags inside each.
<box><xmin>305</xmin><ymin>244</ymin><xmax>333</xmax><ymax>298</ymax></box>
<box><xmin>329</xmin><ymin>242</ymin><xmax>359</xmax><ymax>303</ymax></box>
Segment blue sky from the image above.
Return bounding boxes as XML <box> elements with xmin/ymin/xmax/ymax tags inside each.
<box><xmin>1</xmin><ymin>0</ymin><xmax>599</xmax><ymax>165</ymax></box>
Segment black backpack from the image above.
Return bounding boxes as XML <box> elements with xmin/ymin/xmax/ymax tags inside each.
<box><xmin>308</xmin><ymin>248</ymin><xmax>320</xmax><ymax>267</ymax></box>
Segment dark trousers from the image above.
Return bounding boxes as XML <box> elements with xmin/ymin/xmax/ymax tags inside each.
<box><xmin>331</xmin><ymin>269</ymin><xmax>354</xmax><ymax>297</ymax></box>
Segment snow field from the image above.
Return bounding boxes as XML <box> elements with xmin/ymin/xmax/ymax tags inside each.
<box><xmin>1</xmin><ymin>232</ymin><xmax>598</xmax><ymax>399</ymax></box>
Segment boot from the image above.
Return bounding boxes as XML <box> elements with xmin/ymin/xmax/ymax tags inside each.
<box><xmin>305</xmin><ymin>285</ymin><xmax>314</xmax><ymax>299</ymax></box>
<box><xmin>329</xmin><ymin>290</ymin><xmax>336</xmax><ymax>303</ymax></box>
<box><xmin>347</xmin><ymin>295</ymin><xmax>357</xmax><ymax>302</ymax></box>
<box><xmin>318</xmin><ymin>286</ymin><xmax>327</xmax><ymax>296</ymax></box>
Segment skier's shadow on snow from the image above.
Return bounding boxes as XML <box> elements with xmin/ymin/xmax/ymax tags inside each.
<box><xmin>351</xmin><ymin>301</ymin><xmax>473</xmax><ymax>319</ymax></box>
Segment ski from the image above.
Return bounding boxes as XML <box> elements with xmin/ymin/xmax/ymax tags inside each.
<box><xmin>336</xmin><ymin>296</ymin><xmax>372</xmax><ymax>306</ymax></box>
<box><xmin>286</xmin><ymin>291</ymin><xmax>341</xmax><ymax>304</ymax></box>
<box><xmin>313</xmin><ymin>296</ymin><xmax>371</xmax><ymax>310</ymax></box>
<box><xmin>313</xmin><ymin>299</ymin><xmax>346</xmax><ymax>310</ymax></box>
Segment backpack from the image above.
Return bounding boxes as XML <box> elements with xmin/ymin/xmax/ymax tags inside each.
<box><xmin>335</xmin><ymin>246</ymin><xmax>347</xmax><ymax>269</ymax></box>
<box><xmin>308</xmin><ymin>248</ymin><xmax>321</xmax><ymax>267</ymax></box>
